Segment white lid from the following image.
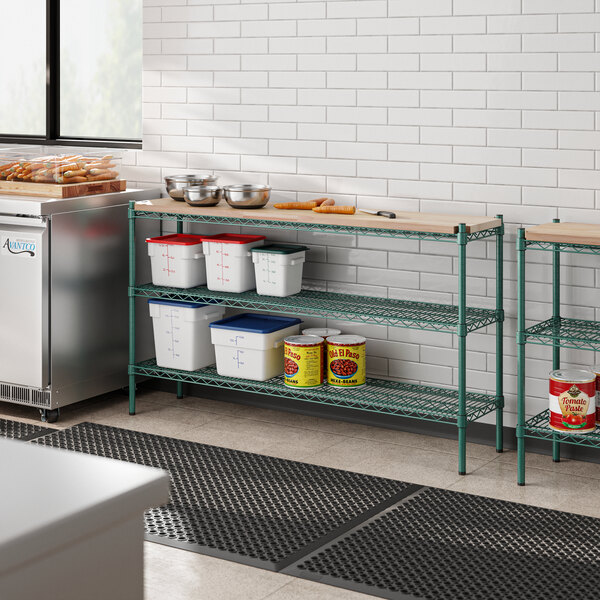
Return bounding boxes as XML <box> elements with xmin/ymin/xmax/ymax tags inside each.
<box><xmin>285</xmin><ymin>335</ymin><xmax>324</xmax><ymax>345</ymax></box>
<box><xmin>302</xmin><ymin>328</ymin><xmax>342</xmax><ymax>337</ymax></box>
<box><xmin>550</xmin><ymin>368</ymin><xmax>595</xmax><ymax>383</ymax></box>
<box><xmin>327</xmin><ymin>335</ymin><xmax>366</xmax><ymax>346</ymax></box>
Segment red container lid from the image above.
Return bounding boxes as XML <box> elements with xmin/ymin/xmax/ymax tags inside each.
<box><xmin>201</xmin><ymin>233</ymin><xmax>266</xmax><ymax>244</ymax></box>
<box><xmin>146</xmin><ymin>234</ymin><xmax>204</xmax><ymax>246</ymax></box>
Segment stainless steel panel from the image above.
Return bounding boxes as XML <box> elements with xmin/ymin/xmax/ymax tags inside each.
<box><xmin>0</xmin><ymin>216</ymin><xmax>49</xmax><ymax>388</ymax></box>
<box><xmin>0</xmin><ymin>187</ymin><xmax>161</xmax><ymax>217</ymax></box>
<box><xmin>50</xmin><ymin>205</ymin><xmax>129</xmax><ymax>404</ymax></box>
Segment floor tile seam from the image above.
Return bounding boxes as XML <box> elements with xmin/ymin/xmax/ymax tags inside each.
<box><xmin>259</xmin><ymin>579</ymin><xmax>300</xmax><ymax>600</ymax></box>
<box><xmin>91</xmin><ymin>412</ymin><xmax>229</xmax><ymax>434</ymax></box>
<box><xmin>463</xmin><ymin>457</ymin><xmax>600</xmax><ymax>483</ymax></box>
<box><xmin>219</xmin><ymin>413</ymin><xmax>499</xmax><ymax>458</ymax></box>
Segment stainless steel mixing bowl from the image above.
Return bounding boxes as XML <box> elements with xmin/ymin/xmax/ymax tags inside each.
<box><xmin>223</xmin><ymin>184</ymin><xmax>271</xmax><ymax>209</ymax></box>
<box><xmin>165</xmin><ymin>174</ymin><xmax>219</xmax><ymax>201</ymax></box>
<box><xmin>183</xmin><ymin>185</ymin><xmax>223</xmax><ymax>207</ymax></box>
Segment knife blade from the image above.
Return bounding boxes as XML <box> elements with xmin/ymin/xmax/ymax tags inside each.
<box><xmin>359</xmin><ymin>209</ymin><xmax>396</xmax><ymax>219</ymax></box>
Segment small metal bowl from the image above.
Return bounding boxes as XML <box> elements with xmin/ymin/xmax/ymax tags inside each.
<box><xmin>223</xmin><ymin>184</ymin><xmax>271</xmax><ymax>209</ymax></box>
<box><xmin>165</xmin><ymin>174</ymin><xmax>218</xmax><ymax>201</ymax></box>
<box><xmin>183</xmin><ymin>185</ymin><xmax>223</xmax><ymax>207</ymax></box>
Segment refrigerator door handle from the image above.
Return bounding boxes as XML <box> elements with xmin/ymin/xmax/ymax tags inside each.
<box><xmin>0</xmin><ymin>215</ymin><xmax>47</xmax><ymax>228</ymax></box>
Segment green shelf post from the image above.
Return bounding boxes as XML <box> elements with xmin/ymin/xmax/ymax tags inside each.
<box><xmin>457</xmin><ymin>223</ymin><xmax>468</xmax><ymax>475</ymax></box>
<box><xmin>128</xmin><ymin>201</ymin><xmax>137</xmax><ymax>415</ymax></box>
<box><xmin>517</xmin><ymin>228</ymin><xmax>526</xmax><ymax>485</ymax></box>
<box><xmin>551</xmin><ymin>218</ymin><xmax>561</xmax><ymax>462</ymax></box>
<box><xmin>176</xmin><ymin>217</ymin><xmax>185</xmax><ymax>400</ymax></box>
<box><xmin>495</xmin><ymin>215</ymin><xmax>504</xmax><ymax>453</ymax></box>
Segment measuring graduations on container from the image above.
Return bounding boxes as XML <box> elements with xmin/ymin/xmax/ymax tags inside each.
<box><xmin>284</xmin><ymin>336</ymin><xmax>324</xmax><ymax>388</ymax></box>
<box><xmin>148</xmin><ymin>299</ymin><xmax>224</xmax><ymax>371</ymax></box>
<box><xmin>202</xmin><ymin>233</ymin><xmax>265</xmax><ymax>293</ymax></box>
<box><xmin>146</xmin><ymin>234</ymin><xmax>207</xmax><ymax>288</ymax></box>
<box><xmin>549</xmin><ymin>369</ymin><xmax>596</xmax><ymax>434</ymax></box>
<box><xmin>327</xmin><ymin>335</ymin><xmax>366</xmax><ymax>388</ymax></box>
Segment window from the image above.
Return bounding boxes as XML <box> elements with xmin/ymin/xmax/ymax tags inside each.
<box><xmin>0</xmin><ymin>0</ymin><xmax>142</xmax><ymax>148</ymax></box>
<box><xmin>0</xmin><ymin>2</ymin><xmax>46</xmax><ymax>136</ymax></box>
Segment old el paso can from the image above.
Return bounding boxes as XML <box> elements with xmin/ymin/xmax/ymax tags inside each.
<box><xmin>284</xmin><ymin>335</ymin><xmax>324</xmax><ymax>388</ymax></box>
<box><xmin>590</xmin><ymin>365</ymin><xmax>600</xmax><ymax>423</ymax></box>
<box><xmin>549</xmin><ymin>369</ymin><xmax>596</xmax><ymax>434</ymax></box>
<box><xmin>327</xmin><ymin>335</ymin><xmax>366</xmax><ymax>388</ymax></box>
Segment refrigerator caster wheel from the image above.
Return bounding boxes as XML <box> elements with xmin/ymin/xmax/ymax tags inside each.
<box><xmin>40</xmin><ymin>409</ymin><xmax>60</xmax><ymax>424</ymax></box>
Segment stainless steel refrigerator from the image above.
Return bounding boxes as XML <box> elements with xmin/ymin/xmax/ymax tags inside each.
<box><xmin>0</xmin><ymin>188</ymin><xmax>158</xmax><ymax>422</ymax></box>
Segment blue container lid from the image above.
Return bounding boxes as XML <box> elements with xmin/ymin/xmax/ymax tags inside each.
<box><xmin>148</xmin><ymin>298</ymin><xmax>207</xmax><ymax>309</ymax></box>
<box><xmin>209</xmin><ymin>313</ymin><xmax>301</xmax><ymax>334</ymax></box>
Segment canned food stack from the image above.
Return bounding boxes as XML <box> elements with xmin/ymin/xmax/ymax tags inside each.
<box><xmin>283</xmin><ymin>332</ymin><xmax>367</xmax><ymax>390</ymax></box>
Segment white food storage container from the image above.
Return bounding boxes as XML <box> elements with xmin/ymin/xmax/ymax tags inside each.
<box><xmin>209</xmin><ymin>313</ymin><xmax>302</xmax><ymax>381</ymax></box>
<box><xmin>147</xmin><ymin>234</ymin><xmax>206</xmax><ymax>289</ymax></box>
<box><xmin>201</xmin><ymin>233</ymin><xmax>265</xmax><ymax>293</ymax></box>
<box><xmin>149</xmin><ymin>299</ymin><xmax>224</xmax><ymax>371</ymax></box>
<box><xmin>251</xmin><ymin>244</ymin><xmax>308</xmax><ymax>297</ymax></box>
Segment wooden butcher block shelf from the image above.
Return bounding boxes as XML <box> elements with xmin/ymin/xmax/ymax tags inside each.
<box><xmin>135</xmin><ymin>197</ymin><xmax>501</xmax><ymax>235</ymax></box>
<box><xmin>526</xmin><ymin>222</ymin><xmax>600</xmax><ymax>247</ymax></box>
<box><xmin>0</xmin><ymin>179</ymin><xmax>126</xmax><ymax>198</ymax></box>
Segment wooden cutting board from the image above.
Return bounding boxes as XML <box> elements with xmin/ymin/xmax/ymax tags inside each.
<box><xmin>0</xmin><ymin>179</ymin><xmax>126</xmax><ymax>198</ymax></box>
<box><xmin>135</xmin><ymin>197</ymin><xmax>501</xmax><ymax>234</ymax></box>
<box><xmin>526</xmin><ymin>222</ymin><xmax>600</xmax><ymax>246</ymax></box>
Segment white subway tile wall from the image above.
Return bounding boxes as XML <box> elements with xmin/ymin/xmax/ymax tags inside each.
<box><xmin>127</xmin><ymin>0</ymin><xmax>600</xmax><ymax>430</ymax></box>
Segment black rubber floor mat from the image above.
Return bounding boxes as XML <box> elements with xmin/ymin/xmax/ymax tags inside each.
<box><xmin>32</xmin><ymin>422</ymin><xmax>416</xmax><ymax>571</ymax></box>
<box><xmin>0</xmin><ymin>418</ymin><xmax>54</xmax><ymax>441</ymax></box>
<box><xmin>288</xmin><ymin>486</ymin><xmax>600</xmax><ymax>600</ymax></box>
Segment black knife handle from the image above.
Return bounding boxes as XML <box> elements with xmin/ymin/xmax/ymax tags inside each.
<box><xmin>377</xmin><ymin>211</ymin><xmax>396</xmax><ymax>219</ymax></box>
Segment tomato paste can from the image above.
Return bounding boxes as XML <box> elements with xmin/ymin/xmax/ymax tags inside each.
<box><xmin>327</xmin><ymin>335</ymin><xmax>366</xmax><ymax>388</ymax></box>
<box><xmin>590</xmin><ymin>365</ymin><xmax>600</xmax><ymax>423</ymax></box>
<box><xmin>549</xmin><ymin>369</ymin><xmax>596</xmax><ymax>433</ymax></box>
<box><xmin>284</xmin><ymin>335</ymin><xmax>324</xmax><ymax>388</ymax></box>
<box><xmin>302</xmin><ymin>328</ymin><xmax>341</xmax><ymax>378</ymax></box>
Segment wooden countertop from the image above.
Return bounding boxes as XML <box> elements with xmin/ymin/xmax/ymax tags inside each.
<box><xmin>526</xmin><ymin>222</ymin><xmax>600</xmax><ymax>246</ymax></box>
<box><xmin>134</xmin><ymin>197</ymin><xmax>501</xmax><ymax>235</ymax></box>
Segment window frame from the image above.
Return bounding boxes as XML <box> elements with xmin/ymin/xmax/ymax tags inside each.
<box><xmin>0</xmin><ymin>0</ymin><xmax>142</xmax><ymax>149</ymax></box>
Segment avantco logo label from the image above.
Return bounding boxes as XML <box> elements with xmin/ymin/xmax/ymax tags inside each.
<box><xmin>1</xmin><ymin>236</ymin><xmax>37</xmax><ymax>258</ymax></box>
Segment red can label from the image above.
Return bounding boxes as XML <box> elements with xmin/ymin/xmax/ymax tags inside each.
<box><xmin>549</xmin><ymin>377</ymin><xmax>595</xmax><ymax>433</ymax></box>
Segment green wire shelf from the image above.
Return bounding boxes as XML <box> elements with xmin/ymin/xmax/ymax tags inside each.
<box><xmin>525</xmin><ymin>240</ymin><xmax>600</xmax><ymax>256</ymax></box>
<box><xmin>132</xmin><ymin>208</ymin><xmax>501</xmax><ymax>243</ymax></box>
<box><xmin>524</xmin><ymin>410</ymin><xmax>600</xmax><ymax>449</ymax></box>
<box><xmin>130</xmin><ymin>359</ymin><xmax>500</xmax><ymax>425</ymax></box>
<box><xmin>524</xmin><ymin>317</ymin><xmax>600</xmax><ymax>352</ymax></box>
<box><xmin>133</xmin><ymin>284</ymin><xmax>500</xmax><ymax>334</ymax></box>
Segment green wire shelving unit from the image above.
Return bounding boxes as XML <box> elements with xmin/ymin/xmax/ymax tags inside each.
<box><xmin>129</xmin><ymin>200</ymin><xmax>505</xmax><ymax>475</ymax></box>
<box><xmin>517</xmin><ymin>220</ymin><xmax>600</xmax><ymax>485</ymax></box>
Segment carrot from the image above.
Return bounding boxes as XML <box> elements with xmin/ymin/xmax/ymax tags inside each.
<box><xmin>311</xmin><ymin>197</ymin><xmax>335</xmax><ymax>206</ymax></box>
<box><xmin>312</xmin><ymin>205</ymin><xmax>355</xmax><ymax>214</ymax></box>
<box><xmin>274</xmin><ymin>201</ymin><xmax>318</xmax><ymax>210</ymax></box>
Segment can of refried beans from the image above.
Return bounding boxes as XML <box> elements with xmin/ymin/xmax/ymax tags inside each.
<box><xmin>549</xmin><ymin>369</ymin><xmax>596</xmax><ymax>434</ymax></box>
<box><xmin>284</xmin><ymin>335</ymin><xmax>324</xmax><ymax>388</ymax></box>
<box><xmin>302</xmin><ymin>328</ymin><xmax>341</xmax><ymax>379</ymax></box>
<box><xmin>327</xmin><ymin>335</ymin><xmax>366</xmax><ymax>388</ymax></box>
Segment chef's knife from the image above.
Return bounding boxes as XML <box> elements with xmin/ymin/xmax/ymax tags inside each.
<box><xmin>359</xmin><ymin>208</ymin><xmax>396</xmax><ymax>219</ymax></box>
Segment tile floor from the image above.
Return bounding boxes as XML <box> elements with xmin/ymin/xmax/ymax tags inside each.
<box><xmin>3</xmin><ymin>388</ymin><xmax>600</xmax><ymax>600</ymax></box>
